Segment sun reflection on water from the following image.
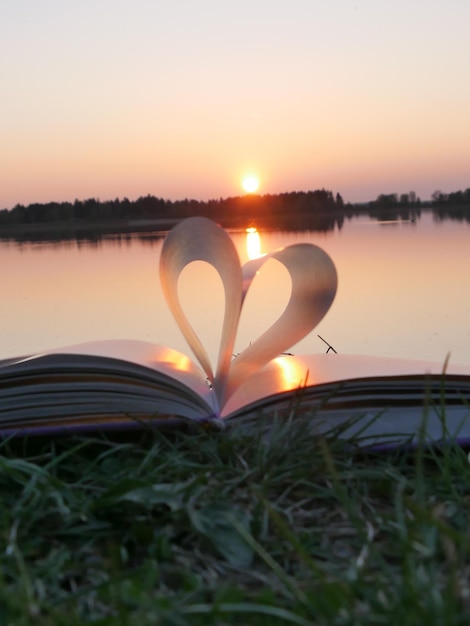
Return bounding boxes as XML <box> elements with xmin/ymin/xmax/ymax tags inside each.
<box><xmin>246</xmin><ymin>227</ymin><xmax>262</xmax><ymax>260</ymax></box>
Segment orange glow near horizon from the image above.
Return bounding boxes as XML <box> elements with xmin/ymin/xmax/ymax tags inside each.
<box><xmin>2</xmin><ymin>3</ymin><xmax>470</xmax><ymax>210</ymax></box>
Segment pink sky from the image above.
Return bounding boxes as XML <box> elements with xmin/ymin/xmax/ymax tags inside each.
<box><xmin>1</xmin><ymin>0</ymin><xmax>469</xmax><ymax>209</ymax></box>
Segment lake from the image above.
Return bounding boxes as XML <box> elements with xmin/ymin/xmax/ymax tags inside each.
<box><xmin>2</xmin><ymin>211</ymin><xmax>470</xmax><ymax>369</ymax></box>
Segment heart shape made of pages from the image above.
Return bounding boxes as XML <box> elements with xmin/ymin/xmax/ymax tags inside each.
<box><xmin>160</xmin><ymin>217</ymin><xmax>337</xmax><ymax>409</ymax></box>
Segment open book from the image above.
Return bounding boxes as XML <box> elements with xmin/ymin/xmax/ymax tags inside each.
<box><xmin>2</xmin><ymin>216</ymin><xmax>470</xmax><ymax>446</ymax></box>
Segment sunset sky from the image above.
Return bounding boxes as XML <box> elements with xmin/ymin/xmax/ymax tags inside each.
<box><xmin>1</xmin><ymin>0</ymin><xmax>469</xmax><ymax>210</ymax></box>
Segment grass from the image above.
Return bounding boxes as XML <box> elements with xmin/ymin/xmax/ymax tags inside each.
<box><xmin>1</xmin><ymin>417</ymin><xmax>470</xmax><ymax>625</ymax></box>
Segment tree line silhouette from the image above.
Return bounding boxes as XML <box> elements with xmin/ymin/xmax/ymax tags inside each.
<box><xmin>1</xmin><ymin>185</ymin><xmax>469</xmax><ymax>240</ymax></box>
<box><xmin>0</xmin><ymin>189</ymin><xmax>347</xmax><ymax>234</ymax></box>
<box><xmin>366</xmin><ymin>187</ymin><xmax>470</xmax><ymax>223</ymax></box>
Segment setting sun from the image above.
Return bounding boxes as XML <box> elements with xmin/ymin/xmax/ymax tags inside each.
<box><xmin>242</xmin><ymin>176</ymin><xmax>259</xmax><ymax>194</ymax></box>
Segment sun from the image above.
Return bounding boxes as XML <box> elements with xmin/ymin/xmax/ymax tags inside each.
<box><xmin>242</xmin><ymin>175</ymin><xmax>259</xmax><ymax>194</ymax></box>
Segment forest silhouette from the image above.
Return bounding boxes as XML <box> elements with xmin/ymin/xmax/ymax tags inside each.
<box><xmin>1</xmin><ymin>186</ymin><xmax>469</xmax><ymax>242</ymax></box>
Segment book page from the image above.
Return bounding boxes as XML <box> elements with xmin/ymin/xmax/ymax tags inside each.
<box><xmin>159</xmin><ymin>217</ymin><xmax>338</xmax><ymax>411</ymax></box>
<box><xmin>17</xmin><ymin>339</ymin><xmax>216</xmax><ymax>410</ymax></box>
<box><xmin>221</xmin><ymin>353</ymin><xmax>470</xmax><ymax>418</ymax></box>
<box><xmin>160</xmin><ymin>217</ymin><xmax>243</xmax><ymax>407</ymax></box>
<box><xmin>225</xmin><ymin>243</ymin><xmax>337</xmax><ymax>403</ymax></box>
<box><xmin>1</xmin><ymin>340</ymin><xmax>218</xmax><ymax>428</ymax></box>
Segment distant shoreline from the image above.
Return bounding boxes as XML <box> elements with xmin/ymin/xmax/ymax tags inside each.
<box><xmin>0</xmin><ymin>188</ymin><xmax>425</xmax><ymax>242</ymax></box>
<box><xmin>0</xmin><ymin>211</ymin><xmax>350</xmax><ymax>242</ymax></box>
<box><xmin>0</xmin><ymin>208</ymin><xmax>351</xmax><ymax>241</ymax></box>
<box><xmin>1</xmin><ymin>202</ymin><xmax>469</xmax><ymax>243</ymax></box>
<box><xmin>0</xmin><ymin>217</ymin><xmax>180</xmax><ymax>238</ymax></box>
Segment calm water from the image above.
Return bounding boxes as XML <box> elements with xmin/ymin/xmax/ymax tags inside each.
<box><xmin>2</xmin><ymin>212</ymin><xmax>470</xmax><ymax>367</ymax></box>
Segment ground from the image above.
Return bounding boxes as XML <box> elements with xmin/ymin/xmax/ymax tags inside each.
<box><xmin>1</xmin><ymin>415</ymin><xmax>470</xmax><ymax>625</ymax></box>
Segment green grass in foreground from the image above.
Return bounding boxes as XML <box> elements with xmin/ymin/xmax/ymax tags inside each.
<box><xmin>1</xmin><ymin>420</ymin><xmax>470</xmax><ymax>625</ymax></box>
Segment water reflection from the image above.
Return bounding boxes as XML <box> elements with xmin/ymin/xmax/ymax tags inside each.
<box><xmin>0</xmin><ymin>229</ymin><xmax>166</xmax><ymax>250</ymax></box>
<box><xmin>245</xmin><ymin>227</ymin><xmax>263</xmax><ymax>260</ymax></box>
<box><xmin>1</xmin><ymin>213</ymin><xmax>470</xmax><ymax>366</ymax></box>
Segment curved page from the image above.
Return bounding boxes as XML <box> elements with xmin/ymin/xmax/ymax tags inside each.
<box><xmin>160</xmin><ymin>217</ymin><xmax>242</xmax><ymax>407</ymax></box>
<box><xmin>160</xmin><ymin>217</ymin><xmax>338</xmax><ymax>410</ymax></box>
<box><xmin>225</xmin><ymin>243</ymin><xmax>337</xmax><ymax>403</ymax></box>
